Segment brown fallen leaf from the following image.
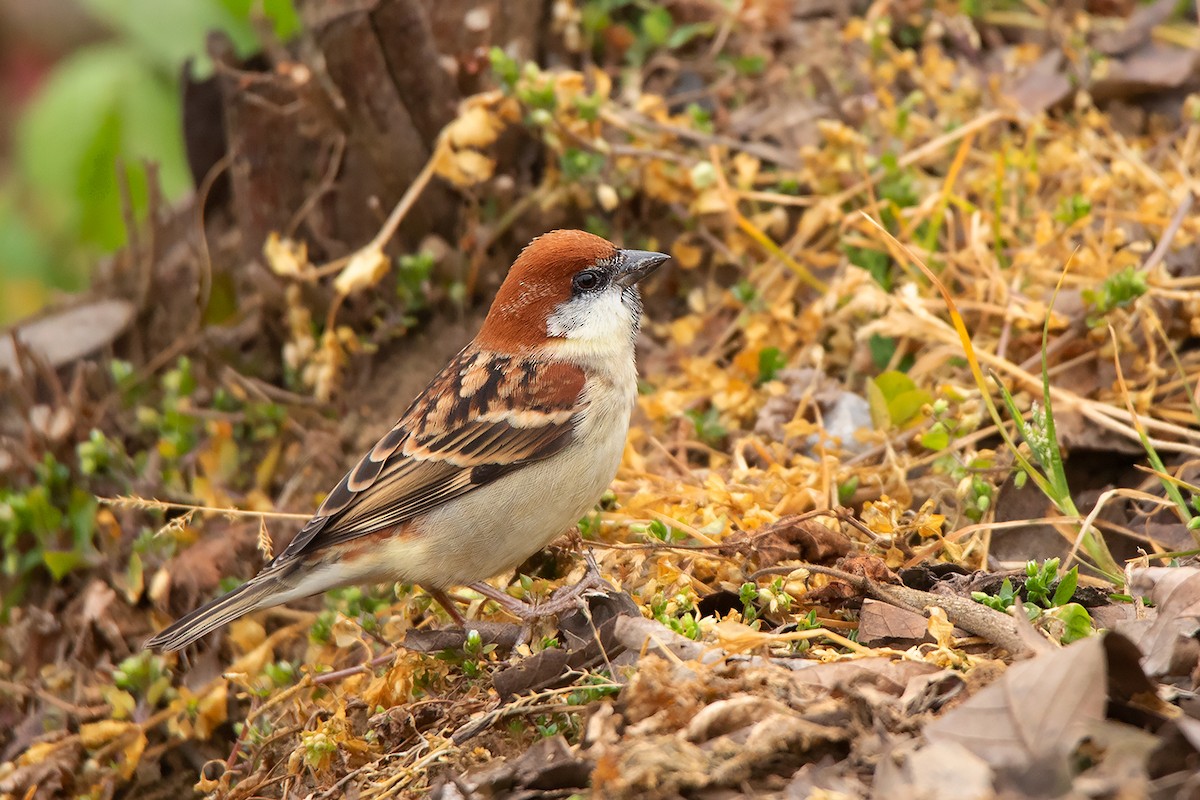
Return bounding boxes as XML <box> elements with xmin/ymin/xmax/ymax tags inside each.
<box><xmin>434</xmin><ymin>735</ymin><xmax>590</xmax><ymax>799</ymax></box>
<box><xmin>790</xmin><ymin>656</ymin><xmax>951</xmax><ymax>697</ymax></box>
<box><xmin>857</xmin><ymin>598</ymin><xmax>931</xmax><ymax>646</ymax></box>
<box><xmin>924</xmin><ymin>632</ymin><xmax>1148</xmax><ymax>792</ymax></box>
<box><xmin>1094</xmin><ymin>0</ymin><xmax>1181</xmax><ymax>56</ymax></box>
<box><xmin>720</xmin><ymin>514</ymin><xmax>851</xmax><ymax>570</ymax></box>
<box><xmin>1005</xmin><ymin>50</ymin><xmax>1073</xmax><ymax>115</ymax></box>
<box><xmin>0</xmin><ymin>298</ymin><xmax>134</xmax><ymax>374</ymax></box>
<box><xmin>874</xmin><ymin>739</ymin><xmax>995</xmax><ymax>800</ymax></box>
<box><xmin>1126</xmin><ymin>566</ymin><xmax>1200</xmax><ymax>678</ymax></box>
<box><xmin>401</xmin><ymin>621</ymin><xmax>524</xmax><ymax>654</ymax></box>
<box><xmin>1091</xmin><ymin>42</ymin><xmax>1200</xmax><ymax>102</ymax></box>
<box><xmin>490</xmin><ymin>589</ymin><xmax>640</xmax><ymax>702</ymax></box>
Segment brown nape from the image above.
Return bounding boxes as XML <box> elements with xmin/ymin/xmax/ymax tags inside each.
<box><xmin>475</xmin><ymin>230</ymin><xmax>618</xmax><ymax>351</ymax></box>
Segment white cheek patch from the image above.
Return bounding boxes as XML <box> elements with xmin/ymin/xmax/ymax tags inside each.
<box><xmin>546</xmin><ymin>289</ymin><xmax>635</xmax><ymax>344</ymax></box>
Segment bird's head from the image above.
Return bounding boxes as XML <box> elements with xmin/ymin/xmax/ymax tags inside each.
<box><xmin>476</xmin><ymin>230</ymin><xmax>669</xmax><ymax>358</ymax></box>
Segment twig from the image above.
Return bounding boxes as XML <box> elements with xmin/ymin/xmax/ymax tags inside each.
<box><xmin>752</xmin><ymin>562</ymin><xmax>1034</xmax><ymax>657</ymax></box>
<box><xmin>99</xmin><ymin>496</ymin><xmax>311</xmax><ymax>521</ymax></box>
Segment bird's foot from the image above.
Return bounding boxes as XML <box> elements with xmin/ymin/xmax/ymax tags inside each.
<box><xmin>468</xmin><ymin>557</ymin><xmax>609</xmax><ymax>622</ymax></box>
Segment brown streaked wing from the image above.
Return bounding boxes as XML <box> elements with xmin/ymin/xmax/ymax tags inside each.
<box><xmin>272</xmin><ymin>347</ymin><xmax>587</xmax><ymax>563</ymax></box>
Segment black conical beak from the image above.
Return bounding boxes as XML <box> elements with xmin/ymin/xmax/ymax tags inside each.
<box><xmin>615</xmin><ymin>249</ymin><xmax>671</xmax><ymax>287</ymax></box>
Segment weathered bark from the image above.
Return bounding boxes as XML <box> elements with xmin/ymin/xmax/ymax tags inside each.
<box><xmin>181</xmin><ymin>0</ymin><xmax>547</xmax><ymax>263</ymax></box>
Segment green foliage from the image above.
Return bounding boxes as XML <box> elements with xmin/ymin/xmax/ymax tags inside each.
<box><xmin>437</xmin><ymin>628</ymin><xmax>498</xmax><ymax>679</ymax></box>
<box><xmin>646</xmin><ymin>518</ymin><xmax>687</xmax><ymax>544</ymax></box>
<box><xmin>932</xmin><ymin>452</ymin><xmax>994</xmax><ymax>522</ymax></box>
<box><xmin>757</xmin><ymin>347</ymin><xmax>787</xmax><ymax>383</ymax></box>
<box><xmin>971</xmin><ymin>559</ymin><xmax>1094</xmax><ymax>643</ymax></box>
<box><xmin>867</xmin><ymin>333</ymin><xmax>915</xmax><ymax>373</ymax></box>
<box><xmin>648</xmin><ymin>590</ymin><xmax>703</xmax><ymax>640</ymax></box>
<box><xmin>1082</xmin><ymin>266</ymin><xmax>1148</xmax><ymax>325</ymax></box>
<box><xmin>685</xmin><ymin>406</ymin><xmax>727</xmax><ymax>446</ymax></box>
<box><xmin>867</xmin><ymin>370</ymin><xmax>932</xmax><ymax>428</ymax></box>
<box><xmin>1</xmin><ymin>454</ymin><xmax>100</xmax><ymax>614</ymax></box>
<box><xmin>1</xmin><ymin>0</ymin><xmax>299</xmax><ymax>322</ymax></box>
<box><xmin>990</xmin><ymin>299</ymin><xmax>1122</xmax><ymax>579</ymax></box>
<box><xmin>1054</xmin><ymin>193</ymin><xmax>1092</xmax><ymax>225</ymax></box>
<box><xmin>560</xmin><ymin>148</ymin><xmax>607</xmax><ymax>182</ymax></box>
<box><xmin>838</xmin><ymin>475</ymin><xmax>860</xmax><ymax>506</ymax></box>
<box><xmin>396</xmin><ymin>250</ymin><xmax>435</xmax><ymax>313</ymax></box>
<box><xmin>875</xmin><ymin>151</ymin><xmax>920</xmax><ymax>228</ymax></box>
<box><xmin>77</xmin><ymin>428</ymin><xmax>125</xmax><ymax>476</ymax></box>
<box><xmin>565</xmin><ymin>673</ymin><xmax>620</xmax><ymax>705</ymax></box>
<box><xmin>846</xmin><ymin>244</ymin><xmax>892</xmax><ymax>290</ymax></box>
<box><xmin>731</xmin><ymin>278</ymin><xmax>761</xmax><ymax>309</ymax></box>
<box><xmin>113</xmin><ymin>651</ymin><xmax>174</xmax><ymax>706</ymax></box>
<box><xmin>739</xmin><ymin>581</ymin><xmax>759</xmax><ymax>622</ymax></box>
<box><xmin>488</xmin><ymin>47</ymin><xmax>520</xmax><ymax>90</ymax></box>
<box><xmin>1024</xmin><ymin>558</ymin><xmax>1078</xmax><ymax>607</ymax></box>
<box><xmin>579</xmin><ymin>0</ymin><xmax>714</xmax><ymax>66</ymax></box>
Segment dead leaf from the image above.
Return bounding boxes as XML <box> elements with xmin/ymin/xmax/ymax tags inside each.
<box><xmin>924</xmin><ymin>632</ymin><xmax>1149</xmax><ymax>791</ymax></box>
<box><xmin>441</xmin><ymin>735</ymin><xmax>590</xmax><ymax>798</ymax></box>
<box><xmin>789</xmin><ymin>657</ymin><xmax>950</xmax><ymax>696</ymax></box>
<box><xmin>0</xmin><ymin>299</ymin><xmax>134</xmax><ymax>373</ymax></box>
<box><xmin>1126</xmin><ymin>566</ymin><xmax>1200</xmax><ymax>678</ymax></box>
<box><xmin>492</xmin><ymin>589</ymin><xmax>639</xmax><ymax>701</ymax></box>
<box><xmin>263</xmin><ymin>232</ymin><xmax>310</xmax><ymax>278</ymax></box>
<box><xmin>1094</xmin><ymin>0</ymin><xmax>1181</xmax><ymax>56</ymax></box>
<box><xmin>1091</xmin><ymin>43</ymin><xmax>1200</xmax><ymax>102</ymax></box>
<box><xmin>1005</xmin><ymin>50</ymin><xmax>1073</xmax><ymax>115</ymax></box>
<box><xmin>874</xmin><ymin>739</ymin><xmax>995</xmax><ymax>800</ymax></box>
<box><xmin>720</xmin><ymin>515</ymin><xmax>852</xmax><ymax>570</ymax></box>
<box><xmin>334</xmin><ymin>244</ymin><xmax>390</xmax><ymax>296</ymax></box>
<box><xmin>857</xmin><ymin>598</ymin><xmax>931</xmax><ymax>646</ymax></box>
<box><xmin>403</xmin><ymin>621</ymin><xmax>524</xmax><ymax>654</ymax></box>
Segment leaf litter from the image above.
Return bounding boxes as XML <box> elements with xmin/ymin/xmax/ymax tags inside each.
<box><xmin>3</xmin><ymin>2</ymin><xmax>1200</xmax><ymax>798</ymax></box>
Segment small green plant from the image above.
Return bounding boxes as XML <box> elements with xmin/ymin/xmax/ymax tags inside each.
<box><xmin>991</xmin><ymin>293</ymin><xmax>1123</xmax><ymax>580</ymax></box>
<box><xmin>757</xmin><ymin>347</ymin><xmax>787</xmax><ymax>384</ymax></box>
<box><xmin>846</xmin><ymin>244</ymin><xmax>892</xmax><ymax>290</ymax></box>
<box><xmin>972</xmin><ymin>558</ymin><xmax>1094</xmax><ymax>643</ymax></box>
<box><xmin>648</xmin><ymin>590</ymin><xmax>704</xmax><ymax>640</ymax></box>
<box><xmin>565</xmin><ymin>673</ymin><xmax>620</xmax><ymax>706</ymax></box>
<box><xmin>685</xmin><ymin>407</ymin><xmax>727</xmax><ymax>446</ymax></box>
<box><xmin>300</xmin><ymin>730</ymin><xmax>338</xmax><ymax>770</ymax></box>
<box><xmin>460</xmin><ymin>628</ymin><xmax>498</xmax><ymax>678</ymax></box>
<box><xmin>867</xmin><ymin>370</ymin><xmax>932</xmax><ymax>428</ymax></box>
<box><xmin>739</xmin><ymin>582</ymin><xmax>759</xmax><ymax>622</ymax></box>
<box><xmin>931</xmin><ymin>451</ymin><xmax>995</xmax><ymax>523</ymax></box>
<box><xmin>580</xmin><ymin>1</ymin><xmax>714</xmax><ymax>66</ymax></box>
<box><xmin>1082</xmin><ymin>266</ymin><xmax>1148</xmax><ymax>326</ymax></box>
<box><xmin>645</xmin><ymin>518</ymin><xmax>687</xmax><ymax>544</ymax></box>
<box><xmin>113</xmin><ymin>651</ymin><xmax>174</xmax><ymax>707</ymax></box>
<box><xmin>1</xmin><ymin>453</ymin><xmax>100</xmax><ymax>614</ymax></box>
<box><xmin>559</xmin><ymin>148</ymin><xmax>607</xmax><ymax>182</ymax></box>
<box><xmin>1054</xmin><ymin>193</ymin><xmax>1092</xmax><ymax>225</ymax></box>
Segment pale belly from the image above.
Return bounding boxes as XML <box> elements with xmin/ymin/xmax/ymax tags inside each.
<box><xmin>364</xmin><ymin>381</ymin><xmax>632</xmax><ymax>588</ymax></box>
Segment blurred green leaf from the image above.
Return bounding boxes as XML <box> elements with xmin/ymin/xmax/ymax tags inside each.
<box><xmin>641</xmin><ymin>6</ymin><xmax>673</xmax><ymax>46</ymax></box>
<box><xmin>868</xmin><ymin>370</ymin><xmax>933</xmax><ymax>428</ymax></box>
<box><xmin>42</xmin><ymin>550</ymin><xmax>88</xmax><ymax>581</ymax></box>
<box><xmin>17</xmin><ymin>45</ymin><xmax>190</xmax><ymax>251</ymax></box>
<box><xmin>79</xmin><ymin>0</ymin><xmax>257</xmax><ymax>74</ymax></box>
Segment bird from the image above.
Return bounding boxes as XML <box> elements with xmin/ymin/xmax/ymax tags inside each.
<box><xmin>145</xmin><ymin>229</ymin><xmax>669</xmax><ymax>651</ymax></box>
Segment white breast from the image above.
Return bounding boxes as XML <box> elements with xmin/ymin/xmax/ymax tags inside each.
<box><xmin>359</xmin><ymin>369</ymin><xmax>635</xmax><ymax>588</ymax></box>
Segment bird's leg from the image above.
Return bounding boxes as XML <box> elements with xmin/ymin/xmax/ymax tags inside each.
<box><xmin>468</xmin><ymin>546</ymin><xmax>610</xmax><ymax>621</ymax></box>
<box><xmin>426</xmin><ymin>587</ymin><xmax>467</xmax><ymax>625</ymax></box>
<box><xmin>466</xmin><ymin>581</ymin><xmax>544</xmax><ymax>621</ymax></box>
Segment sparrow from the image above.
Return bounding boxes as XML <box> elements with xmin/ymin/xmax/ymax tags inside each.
<box><xmin>146</xmin><ymin>230</ymin><xmax>669</xmax><ymax>651</ymax></box>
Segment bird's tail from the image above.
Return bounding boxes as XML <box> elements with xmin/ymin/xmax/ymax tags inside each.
<box><xmin>144</xmin><ymin>562</ymin><xmax>298</xmax><ymax>651</ymax></box>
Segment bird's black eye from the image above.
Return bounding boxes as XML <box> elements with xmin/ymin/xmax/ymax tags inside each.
<box><xmin>572</xmin><ymin>269</ymin><xmax>604</xmax><ymax>293</ymax></box>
